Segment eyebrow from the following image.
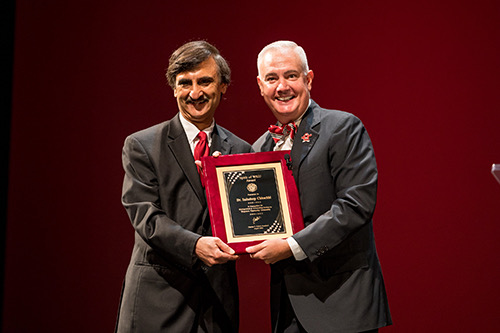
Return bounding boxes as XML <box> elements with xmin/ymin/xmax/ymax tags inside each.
<box><xmin>264</xmin><ymin>72</ymin><xmax>278</xmax><ymax>79</ymax></box>
<box><xmin>264</xmin><ymin>69</ymin><xmax>300</xmax><ymax>79</ymax></box>
<box><xmin>198</xmin><ymin>76</ymin><xmax>215</xmax><ymax>83</ymax></box>
<box><xmin>177</xmin><ymin>78</ymin><xmax>192</xmax><ymax>85</ymax></box>
<box><xmin>284</xmin><ymin>70</ymin><xmax>300</xmax><ymax>75</ymax></box>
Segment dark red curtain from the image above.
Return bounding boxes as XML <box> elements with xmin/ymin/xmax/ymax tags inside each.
<box><xmin>4</xmin><ymin>1</ymin><xmax>500</xmax><ymax>332</ymax></box>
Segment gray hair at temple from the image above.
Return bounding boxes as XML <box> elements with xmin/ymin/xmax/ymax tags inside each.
<box><xmin>166</xmin><ymin>40</ymin><xmax>231</xmax><ymax>89</ymax></box>
<box><xmin>257</xmin><ymin>41</ymin><xmax>310</xmax><ymax>77</ymax></box>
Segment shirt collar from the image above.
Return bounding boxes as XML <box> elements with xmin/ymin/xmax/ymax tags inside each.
<box><xmin>179</xmin><ymin>113</ymin><xmax>215</xmax><ymax>145</ymax></box>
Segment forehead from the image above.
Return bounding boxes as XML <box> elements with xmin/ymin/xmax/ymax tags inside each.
<box><xmin>176</xmin><ymin>57</ymin><xmax>219</xmax><ymax>81</ymax></box>
<box><xmin>259</xmin><ymin>49</ymin><xmax>302</xmax><ymax>76</ymax></box>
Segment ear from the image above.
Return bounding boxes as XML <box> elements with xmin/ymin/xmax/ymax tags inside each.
<box><xmin>220</xmin><ymin>83</ymin><xmax>228</xmax><ymax>95</ymax></box>
<box><xmin>306</xmin><ymin>70</ymin><xmax>314</xmax><ymax>91</ymax></box>
<box><xmin>257</xmin><ymin>76</ymin><xmax>264</xmax><ymax>96</ymax></box>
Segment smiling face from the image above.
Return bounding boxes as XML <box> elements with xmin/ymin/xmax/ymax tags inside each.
<box><xmin>174</xmin><ymin>57</ymin><xmax>227</xmax><ymax>130</ymax></box>
<box><xmin>257</xmin><ymin>48</ymin><xmax>313</xmax><ymax>124</ymax></box>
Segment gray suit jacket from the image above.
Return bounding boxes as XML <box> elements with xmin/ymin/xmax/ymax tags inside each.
<box><xmin>116</xmin><ymin>114</ymin><xmax>252</xmax><ymax>333</ymax></box>
<box><xmin>253</xmin><ymin>100</ymin><xmax>392</xmax><ymax>332</ymax></box>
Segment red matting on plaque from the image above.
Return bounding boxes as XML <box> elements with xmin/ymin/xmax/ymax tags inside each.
<box><xmin>201</xmin><ymin>150</ymin><xmax>304</xmax><ymax>254</ymax></box>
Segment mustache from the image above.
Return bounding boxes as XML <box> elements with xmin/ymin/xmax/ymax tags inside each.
<box><xmin>186</xmin><ymin>96</ymin><xmax>209</xmax><ymax>104</ymax></box>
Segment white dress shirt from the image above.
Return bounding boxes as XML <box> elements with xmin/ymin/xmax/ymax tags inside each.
<box><xmin>179</xmin><ymin>113</ymin><xmax>215</xmax><ymax>155</ymax></box>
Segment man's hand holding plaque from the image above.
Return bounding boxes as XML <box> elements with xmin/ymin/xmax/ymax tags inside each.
<box><xmin>246</xmin><ymin>238</ymin><xmax>293</xmax><ymax>264</ymax></box>
<box><xmin>195</xmin><ymin>236</ymin><xmax>239</xmax><ymax>267</ymax></box>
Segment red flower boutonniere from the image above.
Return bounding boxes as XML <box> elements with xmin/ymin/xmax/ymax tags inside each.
<box><xmin>301</xmin><ymin>133</ymin><xmax>312</xmax><ymax>143</ymax></box>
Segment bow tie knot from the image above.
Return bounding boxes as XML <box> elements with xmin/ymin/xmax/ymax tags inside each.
<box><xmin>268</xmin><ymin>122</ymin><xmax>297</xmax><ymax>144</ymax></box>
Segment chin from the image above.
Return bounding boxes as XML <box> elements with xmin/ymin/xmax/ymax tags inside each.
<box><xmin>274</xmin><ymin>101</ymin><xmax>297</xmax><ymax>112</ymax></box>
<box><xmin>275</xmin><ymin>108</ymin><xmax>297</xmax><ymax>118</ymax></box>
<box><xmin>189</xmin><ymin>107</ymin><xmax>209</xmax><ymax>115</ymax></box>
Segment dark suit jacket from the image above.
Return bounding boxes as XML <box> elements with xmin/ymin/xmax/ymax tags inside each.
<box><xmin>253</xmin><ymin>100</ymin><xmax>392</xmax><ymax>332</ymax></box>
<box><xmin>115</xmin><ymin>114</ymin><xmax>252</xmax><ymax>333</ymax></box>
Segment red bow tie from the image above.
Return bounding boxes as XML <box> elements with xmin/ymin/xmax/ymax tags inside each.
<box><xmin>268</xmin><ymin>122</ymin><xmax>297</xmax><ymax>143</ymax></box>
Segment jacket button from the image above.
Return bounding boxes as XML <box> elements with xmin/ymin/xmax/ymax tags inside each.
<box><xmin>316</xmin><ymin>246</ymin><xmax>329</xmax><ymax>256</ymax></box>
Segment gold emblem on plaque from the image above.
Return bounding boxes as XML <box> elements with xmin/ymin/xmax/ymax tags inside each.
<box><xmin>247</xmin><ymin>183</ymin><xmax>257</xmax><ymax>192</ymax></box>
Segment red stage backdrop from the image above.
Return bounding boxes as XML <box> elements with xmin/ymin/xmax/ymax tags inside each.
<box><xmin>4</xmin><ymin>1</ymin><xmax>500</xmax><ymax>332</ymax></box>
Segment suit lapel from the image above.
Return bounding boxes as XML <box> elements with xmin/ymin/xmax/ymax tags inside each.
<box><xmin>292</xmin><ymin>100</ymin><xmax>321</xmax><ymax>183</ymax></box>
<box><xmin>211</xmin><ymin>124</ymin><xmax>231</xmax><ymax>155</ymax></box>
<box><xmin>167</xmin><ymin>114</ymin><xmax>206</xmax><ymax>205</ymax></box>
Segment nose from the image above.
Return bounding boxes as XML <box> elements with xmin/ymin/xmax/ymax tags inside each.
<box><xmin>276</xmin><ymin>78</ymin><xmax>290</xmax><ymax>92</ymax></box>
<box><xmin>189</xmin><ymin>83</ymin><xmax>203</xmax><ymax>100</ymax></box>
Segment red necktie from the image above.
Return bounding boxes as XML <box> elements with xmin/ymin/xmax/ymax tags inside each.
<box><xmin>268</xmin><ymin>122</ymin><xmax>297</xmax><ymax>143</ymax></box>
<box><xmin>194</xmin><ymin>131</ymin><xmax>209</xmax><ymax>176</ymax></box>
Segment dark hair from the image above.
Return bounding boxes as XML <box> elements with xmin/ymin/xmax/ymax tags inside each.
<box><xmin>166</xmin><ymin>40</ymin><xmax>231</xmax><ymax>89</ymax></box>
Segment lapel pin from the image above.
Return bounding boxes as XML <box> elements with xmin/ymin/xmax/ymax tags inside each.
<box><xmin>301</xmin><ymin>133</ymin><xmax>312</xmax><ymax>143</ymax></box>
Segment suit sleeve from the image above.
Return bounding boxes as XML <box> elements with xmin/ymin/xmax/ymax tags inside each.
<box><xmin>293</xmin><ymin>115</ymin><xmax>378</xmax><ymax>263</ymax></box>
<box><xmin>121</xmin><ymin>135</ymin><xmax>201</xmax><ymax>269</ymax></box>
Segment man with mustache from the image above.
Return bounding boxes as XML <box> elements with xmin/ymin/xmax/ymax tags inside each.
<box><xmin>115</xmin><ymin>40</ymin><xmax>252</xmax><ymax>332</ymax></box>
<box><xmin>248</xmin><ymin>41</ymin><xmax>392</xmax><ymax>332</ymax></box>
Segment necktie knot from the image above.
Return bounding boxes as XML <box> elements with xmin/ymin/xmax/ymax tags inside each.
<box><xmin>268</xmin><ymin>122</ymin><xmax>297</xmax><ymax>144</ymax></box>
<box><xmin>197</xmin><ymin>131</ymin><xmax>207</xmax><ymax>142</ymax></box>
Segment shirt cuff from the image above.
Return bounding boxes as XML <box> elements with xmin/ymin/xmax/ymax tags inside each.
<box><xmin>287</xmin><ymin>237</ymin><xmax>307</xmax><ymax>261</ymax></box>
